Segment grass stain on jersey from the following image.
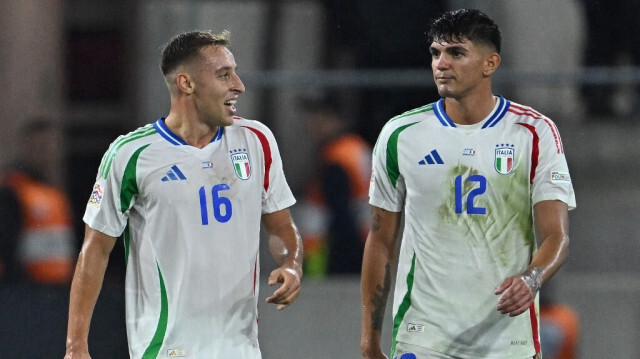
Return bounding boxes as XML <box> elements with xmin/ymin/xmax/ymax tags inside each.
<box><xmin>438</xmin><ymin>163</ymin><xmax>535</xmax><ymax>267</ymax></box>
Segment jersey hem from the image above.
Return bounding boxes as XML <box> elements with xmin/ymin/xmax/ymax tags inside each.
<box><xmin>393</xmin><ymin>338</ymin><xmax>537</xmax><ymax>359</ymax></box>
<box><xmin>83</xmin><ymin>216</ymin><xmax>123</xmax><ymax>238</ymax></box>
<box><xmin>369</xmin><ymin>196</ymin><xmax>402</xmax><ymax>212</ymax></box>
<box><xmin>532</xmin><ymin>194</ymin><xmax>576</xmax><ymax>210</ymax></box>
<box><xmin>262</xmin><ymin>197</ymin><xmax>296</xmax><ymax>214</ymax></box>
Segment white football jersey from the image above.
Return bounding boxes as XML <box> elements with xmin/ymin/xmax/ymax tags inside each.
<box><xmin>370</xmin><ymin>96</ymin><xmax>576</xmax><ymax>359</ymax></box>
<box><xmin>84</xmin><ymin>117</ymin><xmax>295</xmax><ymax>359</ymax></box>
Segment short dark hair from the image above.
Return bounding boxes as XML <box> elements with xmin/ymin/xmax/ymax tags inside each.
<box><xmin>428</xmin><ymin>9</ymin><xmax>501</xmax><ymax>54</ymax></box>
<box><xmin>160</xmin><ymin>30</ymin><xmax>231</xmax><ymax>75</ymax></box>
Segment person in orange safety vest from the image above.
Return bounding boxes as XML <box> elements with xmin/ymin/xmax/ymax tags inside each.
<box><xmin>296</xmin><ymin>95</ymin><xmax>371</xmax><ymax>277</ymax></box>
<box><xmin>0</xmin><ymin>119</ymin><xmax>75</xmax><ymax>284</ymax></box>
<box><xmin>539</xmin><ymin>287</ymin><xmax>580</xmax><ymax>359</ymax></box>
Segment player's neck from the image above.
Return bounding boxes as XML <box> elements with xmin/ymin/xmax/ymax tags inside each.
<box><xmin>443</xmin><ymin>91</ymin><xmax>496</xmax><ymax>126</ymax></box>
<box><xmin>164</xmin><ymin>112</ymin><xmax>218</xmax><ymax>148</ymax></box>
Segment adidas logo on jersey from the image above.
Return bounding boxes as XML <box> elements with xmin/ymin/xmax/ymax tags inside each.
<box><xmin>407</xmin><ymin>323</ymin><xmax>425</xmax><ymax>332</ymax></box>
<box><xmin>418</xmin><ymin>149</ymin><xmax>444</xmax><ymax>165</ymax></box>
<box><xmin>161</xmin><ymin>165</ymin><xmax>187</xmax><ymax>182</ymax></box>
<box><xmin>167</xmin><ymin>348</ymin><xmax>186</xmax><ymax>357</ymax></box>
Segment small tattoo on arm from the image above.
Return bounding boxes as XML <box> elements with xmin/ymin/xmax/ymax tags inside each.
<box><xmin>371</xmin><ymin>209</ymin><xmax>382</xmax><ymax>233</ymax></box>
<box><xmin>370</xmin><ymin>263</ymin><xmax>391</xmax><ymax>331</ymax></box>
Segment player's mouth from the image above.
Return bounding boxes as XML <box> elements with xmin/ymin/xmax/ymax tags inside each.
<box><xmin>435</xmin><ymin>75</ymin><xmax>453</xmax><ymax>82</ymax></box>
<box><xmin>224</xmin><ymin>99</ymin><xmax>237</xmax><ymax>114</ymax></box>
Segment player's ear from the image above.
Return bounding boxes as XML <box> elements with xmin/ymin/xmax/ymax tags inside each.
<box><xmin>483</xmin><ymin>52</ymin><xmax>501</xmax><ymax>77</ymax></box>
<box><xmin>176</xmin><ymin>72</ymin><xmax>195</xmax><ymax>94</ymax></box>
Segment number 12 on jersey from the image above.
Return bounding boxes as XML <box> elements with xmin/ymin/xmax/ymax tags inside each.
<box><xmin>199</xmin><ymin>184</ymin><xmax>233</xmax><ymax>224</ymax></box>
<box><xmin>454</xmin><ymin>175</ymin><xmax>487</xmax><ymax>215</ymax></box>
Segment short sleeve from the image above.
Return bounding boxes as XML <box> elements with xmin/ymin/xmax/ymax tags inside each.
<box><xmin>531</xmin><ymin>120</ymin><xmax>576</xmax><ymax>210</ymax></box>
<box><xmin>252</xmin><ymin>124</ymin><xmax>296</xmax><ymax>214</ymax></box>
<box><xmin>83</xmin><ymin>148</ymin><xmax>131</xmax><ymax>238</ymax></box>
<box><xmin>369</xmin><ymin>126</ymin><xmax>406</xmax><ymax>212</ymax></box>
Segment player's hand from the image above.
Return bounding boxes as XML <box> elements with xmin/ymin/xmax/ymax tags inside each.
<box><xmin>64</xmin><ymin>349</ymin><xmax>91</xmax><ymax>359</ymax></box>
<box><xmin>266</xmin><ymin>265</ymin><xmax>301</xmax><ymax>310</ymax></box>
<box><xmin>495</xmin><ymin>272</ymin><xmax>540</xmax><ymax>317</ymax></box>
<box><xmin>361</xmin><ymin>336</ymin><xmax>388</xmax><ymax>359</ymax></box>
<box><xmin>360</xmin><ymin>339</ymin><xmax>388</xmax><ymax>359</ymax></box>
<box><xmin>361</xmin><ymin>345</ymin><xmax>388</xmax><ymax>359</ymax></box>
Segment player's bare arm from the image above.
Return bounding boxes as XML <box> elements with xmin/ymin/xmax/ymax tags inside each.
<box><xmin>361</xmin><ymin>206</ymin><xmax>401</xmax><ymax>359</ymax></box>
<box><xmin>495</xmin><ymin>200</ymin><xmax>570</xmax><ymax>316</ymax></box>
<box><xmin>262</xmin><ymin>208</ymin><xmax>303</xmax><ymax>310</ymax></box>
<box><xmin>64</xmin><ymin>226</ymin><xmax>117</xmax><ymax>359</ymax></box>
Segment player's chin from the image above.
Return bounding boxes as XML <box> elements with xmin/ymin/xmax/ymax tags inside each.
<box><xmin>220</xmin><ymin>115</ymin><xmax>235</xmax><ymax>126</ymax></box>
<box><xmin>436</xmin><ymin>86</ymin><xmax>455</xmax><ymax>98</ymax></box>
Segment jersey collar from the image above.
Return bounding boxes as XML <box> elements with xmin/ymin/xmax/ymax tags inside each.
<box><xmin>433</xmin><ymin>95</ymin><xmax>510</xmax><ymax>129</ymax></box>
<box><xmin>153</xmin><ymin>118</ymin><xmax>225</xmax><ymax>146</ymax></box>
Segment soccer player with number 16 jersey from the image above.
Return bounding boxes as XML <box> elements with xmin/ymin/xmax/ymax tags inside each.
<box><xmin>361</xmin><ymin>9</ymin><xmax>576</xmax><ymax>359</ymax></box>
<box><xmin>64</xmin><ymin>31</ymin><xmax>303</xmax><ymax>359</ymax></box>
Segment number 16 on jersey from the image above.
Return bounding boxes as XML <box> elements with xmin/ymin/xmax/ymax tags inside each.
<box><xmin>199</xmin><ymin>184</ymin><xmax>233</xmax><ymax>224</ymax></box>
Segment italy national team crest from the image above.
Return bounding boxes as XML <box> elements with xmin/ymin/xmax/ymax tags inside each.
<box><xmin>230</xmin><ymin>148</ymin><xmax>251</xmax><ymax>180</ymax></box>
<box><xmin>494</xmin><ymin>143</ymin><xmax>515</xmax><ymax>174</ymax></box>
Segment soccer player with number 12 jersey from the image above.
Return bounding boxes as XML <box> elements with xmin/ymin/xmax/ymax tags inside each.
<box><xmin>361</xmin><ymin>9</ymin><xmax>576</xmax><ymax>359</ymax></box>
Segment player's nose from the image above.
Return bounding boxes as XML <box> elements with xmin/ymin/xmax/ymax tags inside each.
<box><xmin>231</xmin><ymin>73</ymin><xmax>245</xmax><ymax>94</ymax></box>
<box><xmin>434</xmin><ymin>54</ymin><xmax>451</xmax><ymax>70</ymax></box>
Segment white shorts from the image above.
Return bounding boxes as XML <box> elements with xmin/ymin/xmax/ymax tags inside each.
<box><xmin>393</xmin><ymin>342</ymin><xmax>539</xmax><ymax>359</ymax></box>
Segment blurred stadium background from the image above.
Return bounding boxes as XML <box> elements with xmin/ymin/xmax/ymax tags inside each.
<box><xmin>0</xmin><ymin>0</ymin><xmax>638</xmax><ymax>358</ymax></box>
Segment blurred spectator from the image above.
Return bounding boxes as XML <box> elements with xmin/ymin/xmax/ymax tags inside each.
<box><xmin>0</xmin><ymin>119</ymin><xmax>75</xmax><ymax>285</ymax></box>
<box><xmin>539</xmin><ymin>287</ymin><xmax>580</xmax><ymax>359</ymax></box>
<box><xmin>581</xmin><ymin>0</ymin><xmax>640</xmax><ymax>119</ymax></box>
<box><xmin>296</xmin><ymin>94</ymin><xmax>371</xmax><ymax>277</ymax></box>
<box><xmin>0</xmin><ymin>188</ymin><xmax>22</xmax><ymax>282</ymax></box>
